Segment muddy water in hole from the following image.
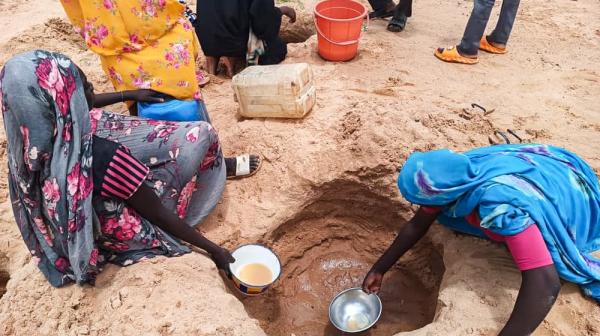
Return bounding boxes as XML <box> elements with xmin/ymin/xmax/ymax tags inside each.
<box><xmin>243</xmin><ymin>239</ymin><xmax>441</xmax><ymax>336</ymax></box>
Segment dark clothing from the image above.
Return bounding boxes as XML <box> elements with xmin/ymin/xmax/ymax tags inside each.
<box><xmin>92</xmin><ymin>136</ymin><xmax>148</xmax><ymax>200</ymax></box>
<box><xmin>195</xmin><ymin>0</ymin><xmax>287</xmax><ymax>65</ymax></box>
<box><xmin>457</xmin><ymin>0</ymin><xmax>521</xmax><ymax>55</ymax></box>
<box><xmin>369</xmin><ymin>0</ymin><xmax>412</xmax><ymax>17</ymax></box>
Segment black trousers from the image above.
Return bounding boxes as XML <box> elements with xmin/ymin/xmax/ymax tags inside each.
<box><xmin>368</xmin><ymin>0</ymin><xmax>413</xmax><ymax>17</ymax></box>
<box><xmin>260</xmin><ymin>37</ymin><xmax>287</xmax><ymax>65</ymax></box>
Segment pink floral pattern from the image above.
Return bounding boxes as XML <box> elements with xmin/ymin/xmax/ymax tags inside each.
<box><xmin>34</xmin><ymin>217</ymin><xmax>54</xmax><ymax>246</ymax></box>
<box><xmin>82</xmin><ymin>20</ymin><xmax>110</xmax><ymax>47</ymax></box>
<box><xmin>185</xmin><ymin>126</ymin><xmax>200</xmax><ymax>142</ymax></box>
<box><xmin>101</xmin><ymin>207</ymin><xmax>142</xmax><ymax>241</ymax></box>
<box><xmin>200</xmin><ymin>138</ymin><xmax>220</xmax><ymax>172</ymax></box>
<box><xmin>35</xmin><ymin>57</ymin><xmax>76</xmax><ymax>117</ymax></box>
<box><xmin>89</xmin><ymin>108</ymin><xmax>103</xmax><ymax>133</ymax></box>
<box><xmin>61</xmin><ymin>0</ymin><xmax>201</xmax><ymax>103</ymax></box>
<box><xmin>20</xmin><ymin>126</ymin><xmax>31</xmax><ymax>169</ymax></box>
<box><xmin>89</xmin><ymin>248</ymin><xmax>99</xmax><ymax>266</ymax></box>
<box><xmin>92</xmin><ymin>112</ymin><xmax>225</xmax><ymax>264</ymax></box>
<box><xmin>146</xmin><ymin>120</ymin><xmax>178</xmax><ymax>145</ymax></box>
<box><xmin>136</xmin><ymin>0</ymin><xmax>168</xmax><ymax>19</ymax></box>
<box><xmin>42</xmin><ymin>178</ymin><xmax>60</xmax><ymax>219</ymax></box>
<box><xmin>176</xmin><ymin>176</ymin><xmax>196</xmax><ymax>218</ymax></box>
<box><xmin>130</xmin><ymin>65</ymin><xmax>152</xmax><ymax>89</ymax></box>
<box><xmin>54</xmin><ymin>257</ymin><xmax>70</xmax><ymax>273</ymax></box>
<box><xmin>3</xmin><ymin>51</ymin><xmax>101</xmax><ymax>286</ymax></box>
<box><xmin>164</xmin><ymin>41</ymin><xmax>191</xmax><ymax>69</ymax></box>
<box><xmin>107</xmin><ymin>66</ymin><xmax>124</xmax><ymax>85</ymax></box>
<box><xmin>4</xmin><ymin>49</ymin><xmax>225</xmax><ymax>287</ymax></box>
<box><xmin>103</xmin><ymin>0</ymin><xmax>116</xmax><ymax>11</ymax></box>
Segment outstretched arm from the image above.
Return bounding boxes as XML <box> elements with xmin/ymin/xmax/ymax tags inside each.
<box><xmin>363</xmin><ymin>207</ymin><xmax>437</xmax><ymax>293</ymax></box>
<box><xmin>126</xmin><ymin>183</ymin><xmax>234</xmax><ymax>271</ymax></box>
<box><xmin>499</xmin><ymin>265</ymin><xmax>560</xmax><ymax>336</ymax></box>
<box><xmin>93</xmin><ymin>89</ymin><xmax>167</xmax><ymax>108</ymax></box>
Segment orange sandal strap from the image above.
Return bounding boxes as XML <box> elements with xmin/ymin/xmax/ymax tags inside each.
<box><xmin>434</xmin><ymin>46</ymin><xmax>478</xmax><ymax>64</ymax></box>
<box><xmin>479</xmin><ymin>36</ymin><xmax>507</xmax><ymax>54</ymax></box>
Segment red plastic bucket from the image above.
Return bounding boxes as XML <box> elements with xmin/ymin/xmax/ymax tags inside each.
<box><xmin>314</xmin><ymin>0</ymin><xmax>369</xmax><ymax>62</ymax></box>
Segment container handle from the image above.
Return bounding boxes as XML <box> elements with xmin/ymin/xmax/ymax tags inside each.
<box><xmin>313</xmin><ymin>7</ymin><xmax>369</xmax><ymax>46</ymax></box>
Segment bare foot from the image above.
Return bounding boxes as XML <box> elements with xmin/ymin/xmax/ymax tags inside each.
<box><xmin>205</xmin><ymin>56</ymin><xmax>219</xmax><ymax>75</ymax></box>
<box><xmin>222</xmin><ymin>57</ymin><xmax>244</xmax><ymax>78</ymax></box>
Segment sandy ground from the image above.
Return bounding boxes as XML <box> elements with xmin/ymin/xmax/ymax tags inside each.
<box><xmin>0</xmin><ymin>0</ymin><xmax>599</xmax><ymax>335</ymax></box>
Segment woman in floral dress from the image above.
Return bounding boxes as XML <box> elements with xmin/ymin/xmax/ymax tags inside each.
<box><xmin>0</xmin><ymin>50</ymin><xmax>242</xmax><ymax>287</ymax></box>
<box><xmin>59</xmin><ymin>0</ymin><xmax>211</xmax><ymax>120</ymax></box>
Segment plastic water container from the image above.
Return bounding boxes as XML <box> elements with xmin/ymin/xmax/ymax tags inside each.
<box><xmin>232</xmin><ymin>63</ymin><xmax>316</xmax><ymax>119</ymax></box>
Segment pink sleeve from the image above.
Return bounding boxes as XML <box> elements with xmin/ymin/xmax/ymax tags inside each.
<box><xmin>504</xmin><ymin>224</ymin><xmax>554</xmax><ymax>271</ymax></box>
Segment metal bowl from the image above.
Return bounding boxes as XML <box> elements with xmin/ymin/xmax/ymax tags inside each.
<box><xmin>329</xmin><ymin>287</ymin><xmax>382</xmax><ymax>333</ymax></box>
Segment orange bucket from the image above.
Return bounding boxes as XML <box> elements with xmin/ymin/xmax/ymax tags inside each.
<box><xmin>314</xmin><ymin>0</ymin><xmax>369</xmax><ymax>62</ymax></box>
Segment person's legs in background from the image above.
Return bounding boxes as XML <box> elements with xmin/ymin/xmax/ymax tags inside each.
<box><xmin>486</xmin><ymin>0</ymin><xmax>521</xmax><ymax>49</ymax></box>
<box><xmin>457</xmin><ymin>0</ymin><xmax>496</xmax><ymax>56</ymax></box>
<box><xmin>368</xmin><ymin>0</ymin><xmax>396</xmax><ymax>18</ymax></box>
<box><xmin>388</xmin><ymin>0</ymin><xmax>413</xmax><ymax>32</ymax></box>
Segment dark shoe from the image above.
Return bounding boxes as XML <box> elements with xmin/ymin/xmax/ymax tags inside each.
<box><xmin>387</xmin><ymin>13</ymin><xmax>407</xmax><ymax>32</ymax></box>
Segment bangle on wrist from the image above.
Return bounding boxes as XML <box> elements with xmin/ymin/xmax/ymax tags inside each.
<box><xmin>120</xmin><ymin>91</ymin><xmax>124</xmax><ymax>102</ymax></box>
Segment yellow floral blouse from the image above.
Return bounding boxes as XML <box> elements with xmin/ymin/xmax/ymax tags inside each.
<box><xmin>60</xmin><ymin>0</ymin><xmax>201</xmax><ymax>100</ymax></box>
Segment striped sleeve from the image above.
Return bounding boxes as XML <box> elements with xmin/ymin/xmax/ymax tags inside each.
<box><xmin>100</xmin><ymin>146</ymin><xmax>149</xmax><ymax>200</ymax></box>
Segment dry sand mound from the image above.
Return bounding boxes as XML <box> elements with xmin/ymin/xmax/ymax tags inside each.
<box><xmin>1</xmin><ymin>0</ymin><xmax>600</xmax><ymax>335</ymax></box>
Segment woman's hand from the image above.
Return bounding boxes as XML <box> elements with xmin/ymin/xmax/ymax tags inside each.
<box><xmin>362</xmin><ymin>270</ymin><xmax>384</xmax><ymax>294</ymax></box>
<box><xmin>280</xmin><ymin>6</ymin><xmax>297</xmax><ymax>23</ymax></box>
<box><xmin>211</xmin><ymin>247</ymin><xmax>236</xmax><ymax>272</ymax></box>
<box><xmin>128</xmin><ymin>184</ymin><xmax>236</xmax><ymax>275</ymax></box>
<box><xmin>126</xmin><ymin>89</ymin><xmax>170</xmax><ymax>103</ymax></box>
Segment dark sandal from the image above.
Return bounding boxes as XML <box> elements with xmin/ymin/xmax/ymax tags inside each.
<box><xmin>387</xmin><ymin>13</ymin><xmax>407</xmax><ymax>32</ymax></box>
<box><xmin>460</xmin><ymin>103</ymin><xmax>495</xmax><ymax>119</ymax></box>
<box><xmin>489</xmin><ymin>130</ymin><xmax>511</xmax><ymax>145</ymax></box>
<box><xmin>507</xmin><ymin>129</ymin><xmax>525</xmax><ymax>143</ymax></box>
<box><xmin>226</xmin><ymin>154</ymin><xmax>262</xmax><ymax>180</ymax></box>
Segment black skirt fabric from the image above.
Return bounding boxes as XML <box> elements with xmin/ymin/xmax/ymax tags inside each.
<box><xmin>195</xmin><ymin>0</ymin><xmax>286</xmax><ymax>62</ymax></box>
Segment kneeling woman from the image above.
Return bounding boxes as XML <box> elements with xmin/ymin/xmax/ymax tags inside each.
<box><xmin>363</xmin><ymin>145</ymin><xmax>600</xmax><ymax>335</ymax></box>
<box><xmin>0</xmin><ymin>51</ymin><xmax>256</xmax><ymax>286</ymax></box>
<box><xmin>195</xmin><ymin>0</ymin><xmax>296</xmax><ymax>76</ymax></box>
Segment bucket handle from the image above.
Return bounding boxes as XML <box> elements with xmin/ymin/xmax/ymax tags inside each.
<box><xmin>313</xmin><ymin>7</ymin><xmax>369</xmax><ymax>46</ymax></box>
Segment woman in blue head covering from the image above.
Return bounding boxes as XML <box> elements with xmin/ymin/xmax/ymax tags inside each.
<box><xmin>363</xmin><ymin>144</ymin><xmax>600</xmax><ymax>335</ymax></box>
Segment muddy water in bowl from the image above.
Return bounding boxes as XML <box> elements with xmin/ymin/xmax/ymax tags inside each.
<box><xmin>238</xmin><ymin>263</ymin><xmax>273</xmax><ymax>286</ymax></box>
<box><xmin>229</xmin><ymin>244</ymin><xmax>281</xmax><ymax>295</ymax></box>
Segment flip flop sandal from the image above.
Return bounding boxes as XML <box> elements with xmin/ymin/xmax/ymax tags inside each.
<box><xmin>387</xmin><ymin>14</ymin><xmax>407</xmax><ymax>32</ymax></box>
<box><xmin>488</xmin><ymin>130</ymin><xmax>511</xmax><ymax>145</ymax></box>
<box><xmin>506</xmin><ymin>129</ymin><xmax>524</xmax><ymax>143</ymax></box>
<box><xmin>434</xmin><ymin>47</ymin><xmax>479</xmax><ymax>65</ymax></box>
<box><xmin>369</xmin><ymin>8</ymin><xmax>395</xmax><ymax>19</ymax></box>
<box><xmin>197</xmin><ymin>71</ymin><xmax>211</xmax><ymax>87</ymax></box>
<box><xmin>226</xmin><ymin>154</ymin><xmax>262</xmax><ymax>180</ymax></box>
<box><xmin>479</xmin><ymin>36</ymin><xmax>508</xmax><ymax>54</ymax></box>
<box><xmin>460</xmin><ymin>103</ymin><xmax>496</xmax><ymax>119</ymax></box>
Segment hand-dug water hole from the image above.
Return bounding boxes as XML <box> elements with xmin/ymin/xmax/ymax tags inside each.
<box><xmin>242</xmin><ymin>181</ymin><xmax>445</xmax><ymax>335</ymax></box>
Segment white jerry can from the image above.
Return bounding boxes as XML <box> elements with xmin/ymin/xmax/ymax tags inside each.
<box><xmin>232</xmin><ymin>63</ymin><xmax>316</xmax><ymax>118</ymax></box>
